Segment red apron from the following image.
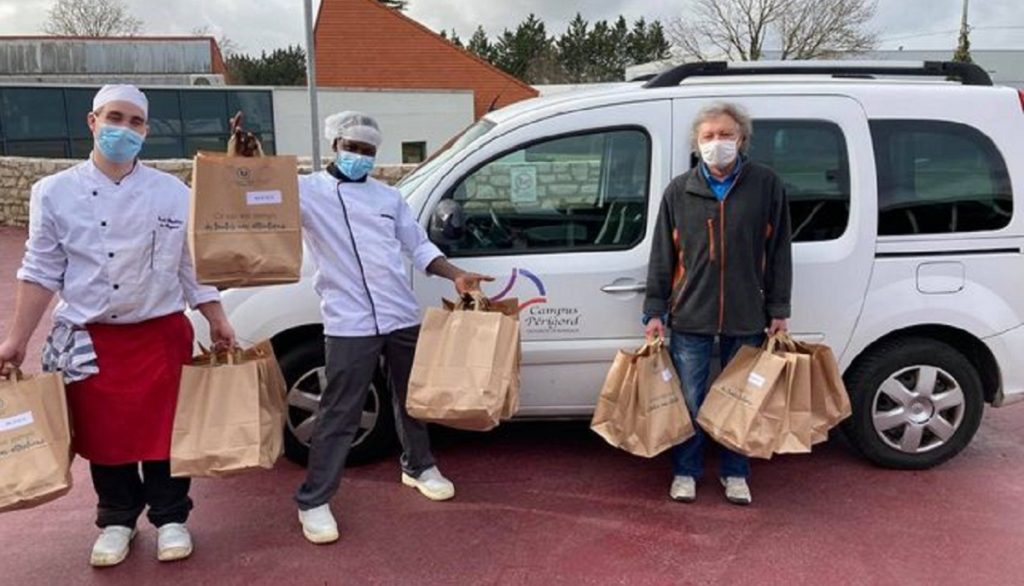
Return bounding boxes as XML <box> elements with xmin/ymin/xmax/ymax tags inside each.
<box><xmin>66</xmin><ymin>313</ymin><xmax>193</xmax><ymax>465</ymax></box>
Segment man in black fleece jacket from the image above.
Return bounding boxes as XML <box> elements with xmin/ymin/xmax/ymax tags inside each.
<box><xmin>644</xmin><ymin>102</ymin><xmax>792</xmax><ymax>506</ymax></box>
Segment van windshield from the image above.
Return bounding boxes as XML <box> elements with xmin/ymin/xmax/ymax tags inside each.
<box><xmin>396</xmin><ymin>119</ymin><xmax>496</xmax><ymax>199</ymax></box>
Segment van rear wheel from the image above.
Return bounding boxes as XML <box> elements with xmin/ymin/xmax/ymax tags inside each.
<box><xmin>843</xmin><ymin>337</ymin><xmax>984</xmax><ymax>469</ymax></box>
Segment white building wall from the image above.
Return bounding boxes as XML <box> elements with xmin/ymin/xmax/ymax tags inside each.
<box><xmin>272</xmin><ymin>87</ymin><xmax>474</xmax><ymax>165</ymax></box>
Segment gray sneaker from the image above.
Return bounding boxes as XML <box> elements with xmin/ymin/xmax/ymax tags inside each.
<box><xmin>721</xmin><ymin>477</ymin><xmax>752</xmax><ymax>505</ymax></box>
<box><xmin>669</xmin><ymin>476</ymin><xmax>697</xmax><ymax>502</ymax></box>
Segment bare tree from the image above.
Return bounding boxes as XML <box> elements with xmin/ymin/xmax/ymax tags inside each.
<box><xmin>43</xmin><ymin>0</ymin><xmax>143</xmax><ymax>36</ymax></box>
<box><xmin>777</xmin><ymin>0</ymin><xmax>877</xmax><ymax>59</ymax></box>
<box><xmin>192</xmin><ymin>25</ymin><xmax>240</xmax><ymax>58</ymax></box>
<box><xmin>670</xmin><ymin>0</ymin><xmax>877</xmax><ymax>61</ymax></box>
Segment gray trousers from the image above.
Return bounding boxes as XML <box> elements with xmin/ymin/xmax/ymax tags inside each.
<box><xmin>295</xmin><ymin>325</ymin><xmax>436</xmax><ymax>510</ymax></box>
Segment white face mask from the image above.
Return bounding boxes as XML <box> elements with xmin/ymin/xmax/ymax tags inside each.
<box><xmin>699</xmin><ymin>139</ymin><xmax>739</xmax><ymax>168</ymax></box>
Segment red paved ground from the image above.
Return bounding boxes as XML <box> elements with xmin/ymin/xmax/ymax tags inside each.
<box><xmin>2</xmin><ymin>226</ymin><xmax>1024</xmax><ymax>585</ymax></box>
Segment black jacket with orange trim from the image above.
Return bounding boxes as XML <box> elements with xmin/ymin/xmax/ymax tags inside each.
<box><xmin>643</xmin><ymin>160</ymin><xmax>792</xmax><ymax>337</ymax></box>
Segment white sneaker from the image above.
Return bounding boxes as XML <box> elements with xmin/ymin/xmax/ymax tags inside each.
<box><xmin>721</xmin><ymin>477</ymin><xmax>752</xmax><ymax>505</ymax></box>
<box><xmin>157</xmin><ymin>523</ymin><xmax>193</xmax><ymax>562</ymax></box>
<box><xmin>90</xmin><ymin>526</ymin><xmax>135</xmax><ymax>567</ymax></box>
<box><xmin>298</xmin><ymin>504</ymin><xmax>339</xmax><ymax>544</ymax></box>
<box><xmin>401</xmin><ymin>466</ymin><xmax>455</xmax><ymax>501</ymax></box>
<box><xmin>669</xmin><ymin>476</ymin><xmax>697</xmax><ymax>502</ymax></box>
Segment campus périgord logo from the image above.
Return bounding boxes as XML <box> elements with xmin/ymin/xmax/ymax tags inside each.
<box><xmin>490</xmin><ymin>268</ymin><xmax>547</xmax><ymax>312</ymax></box>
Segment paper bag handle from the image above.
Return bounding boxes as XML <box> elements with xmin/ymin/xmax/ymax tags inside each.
<box><xmin>0</xmin><ymin>366</ymin><xmax>24</xmax><ymax>382</ymax></box>
<box><xmin>199</xmin><ymin>343</ymin><xmax>242</xmax><ymax>366</ymax></box>
<box><xmin>460</xmin><ymin>290</ymin><xmax>490</xmax><ymax>312</ymax></box>
<box><xmin>764</xmin><ymin>333</ymin><xmax>797</xmax><ymax>354</ymax></box>
<box><xmin>634</xmin><ymin>336</ymin><xmax>664</xmax><ymax>359</ymax></box>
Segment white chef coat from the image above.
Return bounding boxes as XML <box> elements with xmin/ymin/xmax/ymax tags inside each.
<box><xmin>16</xmin><ymin>157</ymin><xmax>220</xmax><ymax>326</ymax></box>
<box><xmin>298</xmin><ymin>171</ymin><xmax>443</xmax><ymax>337</ymax></box>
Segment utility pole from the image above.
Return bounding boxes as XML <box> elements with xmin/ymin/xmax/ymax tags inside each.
<box><xmin>303</xmin><ymin>0</ymin><xmax>322</xmax><ymax>170</ymax></box>
<box><xmin>953</xmin><ymin>0</ymin><xmax>972</xmax><ymax>63</ymax></box>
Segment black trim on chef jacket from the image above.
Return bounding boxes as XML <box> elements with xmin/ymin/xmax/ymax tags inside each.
<box><xmin>331</xmin><ymin>163</ymin><xmax>382</xmax><ymax>336</ymax></box>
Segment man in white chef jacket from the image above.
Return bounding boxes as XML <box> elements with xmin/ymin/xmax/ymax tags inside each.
<box><xmin>0</xmin><ymin>85</ymin><xmax>235</xmax><ymax>567</ymax></box>
<box><xmin>289</xmin><ymin>112</ymin><xmax>492</xmax><ymax>544</ymax></box>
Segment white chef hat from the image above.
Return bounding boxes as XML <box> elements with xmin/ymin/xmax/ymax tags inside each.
<box><xmin>324</xmin><ymin>111</ymin><xmax>382</xmax><ymax>147</ymax></box>
<box><xmin>92</xmin><ymin>84</ymin><xmax>149</xmax><ymax>118</ymax></box>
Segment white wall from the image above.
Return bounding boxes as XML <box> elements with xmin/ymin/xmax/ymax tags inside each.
<box><xmin>272</xmin><ymin>87</ymin><xmax>475</xmax><ymax>165</ymax></box>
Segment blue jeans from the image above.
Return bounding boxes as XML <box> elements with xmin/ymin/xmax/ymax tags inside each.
<box><xmin>669</xmin><ymin>332</ymin><xmax>766</xmax><ymax>480</ymax></box>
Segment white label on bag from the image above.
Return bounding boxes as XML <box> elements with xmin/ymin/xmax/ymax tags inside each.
<box><xmin>0</xmin><ymin>411</ymin><xmax>34</xmax><ymax>432</ymax></box>
<box><xmin>246</xmin><ymin>190</ymin><xmax>283</xmax><ymax>206</ymax></box>
<box><xmin>748</xmin><ymin>372</ymin><xmax>766</xmax><ymax>388</ymax></box>
<box><xmin>662</xmin><ymin>368</ymin><xmax>673</xmax><ymax>382</ymax></box>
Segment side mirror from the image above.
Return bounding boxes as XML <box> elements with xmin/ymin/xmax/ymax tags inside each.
<box><xmin>429</xmin><ymin>199</ymin><xmax>466</xmax><ymax>245</ymax></box>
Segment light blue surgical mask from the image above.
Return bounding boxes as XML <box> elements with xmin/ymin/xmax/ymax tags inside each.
<box><xmin>336</xmin><ymin>150</ymin><xmax>375</xmax><ymax>180</ymax></box>
<box><xmin>96</xmin><ymin>125</ymin><xmax>145</xmax><ymax>163</ymax></box>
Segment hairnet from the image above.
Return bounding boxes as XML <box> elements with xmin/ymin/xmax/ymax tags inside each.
<box><xmin>324</xmin><ymin>111</ymin><xmax>382</xmax><ymax>147</ymax></box>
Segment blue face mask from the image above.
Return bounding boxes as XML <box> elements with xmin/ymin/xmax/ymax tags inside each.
<box><xmin>336</xmin><ymin>150</ymin><xmax>375</xmax><ymax>180</ymax></box>
<box><xmin>96</xmin><ymin>125</ymin><xmax>145</xmax><ymax>163</ymax></box>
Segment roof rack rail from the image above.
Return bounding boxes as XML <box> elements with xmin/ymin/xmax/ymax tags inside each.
<box><xmin>641</xmin><ymin>60</ymin><xmax>993</xmax><ymax>88</ymax></box>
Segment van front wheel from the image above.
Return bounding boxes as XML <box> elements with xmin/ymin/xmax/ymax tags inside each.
<box><xmin>844</xmin><ymin>337</ymin><xmax>984</xmax><ymax>469</ymax></box>
<box><xmin>276</xmin><ymin>337</ymin><xmax>397</xmax><ymax>466</ymax></box>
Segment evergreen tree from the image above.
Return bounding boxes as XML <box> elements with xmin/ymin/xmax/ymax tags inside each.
<box><xmin>227</xmin><ymin>45</ymin><xmax>306</xmax><ymax>86</ymax></box>
<box><xmin>557</xmin><ymin>13</ymin><xmax>590</xmax><ymax>83</ymax></box>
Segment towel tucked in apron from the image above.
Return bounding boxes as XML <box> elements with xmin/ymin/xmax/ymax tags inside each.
<box><xmin>64</xmin><ymin>313</ymin><xmax>193</xmax><ymax>465</ymax></box>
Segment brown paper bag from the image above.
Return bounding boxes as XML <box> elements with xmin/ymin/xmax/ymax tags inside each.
<box><xmin>407</xmin><ymin>295</ymin><xmax>520</xmax><ymax>431</ymax></box>
<box><xmin>697</xmin><ymin>339</ymin><xmax>789</xmax><ymax>459</ymax></box>
<box><xmin>247</xmin><ymin>340</ymin><xmax>287</xmax><ymax>467</ymax></box>
<box><xmin>0</xmin><ymin>369</ymin><xmax>73</xmax><ymax>512</ymax></box>
<box><xmin>189</xmin><ymin>152</ymin><xmax>302</xmax><ymax>288</ymax></box>
<box><xmin>774</xmin><ymin>347</ymin><xmax>815</xmax><ymax>454</ymax></box>
<box><xmin>500</xmin><ymin>326</ymin><xmax>522</xmax><ymax>421</ymax></box>
<box><xmin>171</xmin><ymin>342</ymin><xmax>285</xmax><ymax>477</ymax></box>
<box><xmin>591</xmin><ymin>347</ymin><xmax>639</xmax><ymax>449</ymax></box>
<box><xmin>613</xmin><ymin>342</ymin><xmax>695</xmax><ymax>458</ymax></box>
<box><xmin>791</xmin><ymin>340</ymin><xmax>852</xmax><ymax>444</ymax></box>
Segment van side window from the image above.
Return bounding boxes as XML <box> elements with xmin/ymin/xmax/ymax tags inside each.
<box><xmin>871</xmin><ymin>120</ymin><xmax>1012</xmax><ymax>235</ymax></box>
<box><xmin>434</xmin><ymin>128</ymin><xmax>650</xmax><ymax>257</ymax></box>
<box><xmin>748</xmin><ymin>120</ymin><xmax>850</xmax><ymax>242</ymax></box>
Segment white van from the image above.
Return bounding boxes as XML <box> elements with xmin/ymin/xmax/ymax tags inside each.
<box><xmin>193</xmin><ymin>61</ymin><xmax>1024</xmax><ymax>470</ymax></box>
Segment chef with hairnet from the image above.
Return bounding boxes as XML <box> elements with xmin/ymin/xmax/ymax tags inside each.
<box><xmin>290</xmin><ymin>111</ymin><xmax>492</xmax><ymax>545</ymax></box>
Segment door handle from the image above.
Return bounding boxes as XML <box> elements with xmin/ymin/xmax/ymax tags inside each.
<box><xmin>601</xmin><ymin>283</ymin><xmax>646</xmax><ymax>294</ymax></box>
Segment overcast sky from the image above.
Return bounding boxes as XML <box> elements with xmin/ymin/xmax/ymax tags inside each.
<box><xmin>0</xmin><ymin>0</ymin><xmax>1021</xmax><ymax>56</ymax></box>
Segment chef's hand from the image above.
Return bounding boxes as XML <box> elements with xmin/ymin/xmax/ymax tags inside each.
<box><xmin>454</xmin><ymin>272</ymin><xmax>494</xmax><ymax>295</ymax></box>
<box><xmin>229</xmin><ymin>111</ymin><xmax>262</xmax><ymax>157</ymax></box>
<box><xmin>209</xmin><ymin>317</ymin><xmax>236</xmax><ymax>352</ymax></box>
<box><xmin>0</xmin><ymin>338</ymin><xmax>26</xmax><ymax>374</ymax></box>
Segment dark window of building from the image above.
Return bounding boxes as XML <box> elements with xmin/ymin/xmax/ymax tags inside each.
<box><xmin>402</xmin><ymin>141</ymin><xmax>427</xmax><ymax>164</ymax></box>
<box><xmin>141</xmin><ymin>136</ymin><xmax>185</xmax><ymax>160</ymax></box>
<box><xmin>872</xmin><ymin>120</ymin><xmax>1012</xmax><ymax>235</ymax></box>
<box><xmin>6</xmin><ymin>140</ymin><xmax>68</xmax><ymax>158</ymax></box>
<box><xmin>185</xmin><ymin>135</ymin><xmax>228</xmax><ymax>157</ymax></box>
<box><xmin>1</xmin><ymin>88</ymin><xmax>68</xmax><ymax>140</ymax></box>
<box><xmin>0</xmin><ymin>87</ymin><xmax>275</xmax><ymax>159</ymax></box>
<box><xmin>227</xmin><ymin>91</ymin><xmax>274</xmax><ymax>133</ymax></box>
<box><xmin>64</xmin><ymin>89</ymin><xmax>95</xmax><ymax>139</ymax></box>
<box><xmin>147</xmin><ymin>90</ymin><xmax>183</xmax><ymax>136</ymax></box>
<box><xmin>181</xmin><ymin>91</ymin><xmax>228</xmax><ymax>135</ymax></box>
